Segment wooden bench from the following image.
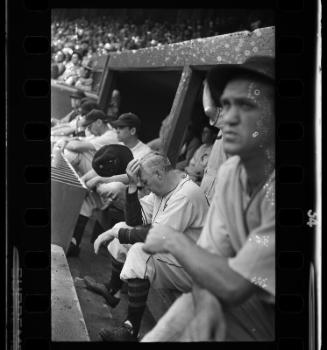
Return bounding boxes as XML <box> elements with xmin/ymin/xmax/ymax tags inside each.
<box><xmin>51</xmin><ymin>244</ymin><xmax>90</xmax><ymax>341</ymax></box>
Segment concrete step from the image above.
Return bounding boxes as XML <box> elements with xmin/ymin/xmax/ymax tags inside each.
<box><xmin>51</xmin><ymin>244</ymin><xmax>90</xmax><ymax>341</ymax></box>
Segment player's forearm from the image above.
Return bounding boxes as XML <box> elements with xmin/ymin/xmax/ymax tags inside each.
<box><xmin>65</xmin><ymin>141</ymin><xmax>95</xmax><ymax>152</ymax></box>
<box><xmin>51</xmin><ymin>126</ymin><xmax>75</xmax><ymax>136</ymax></box>
<box><xmin>82</xmin><ymin>168</ymin><xmax>97</xmax><ymax>182</ymax></box>
<box><xmin>118</xmin><ymin>225</ymin><xmax>151</xmax><ymax>244</ymax></box>
<box><xmin>124</xmin><ymin>187</ymin><xmax>143</xmax><ymax>226</ymax></box>
<box><xmin>102</xmin><ymin>174</ymin><xmax>129</xmax><ymax>184</ymax></box>
<box><xmin>164</xmin><ymin>234</ymin><xmax>254</xmax><ymax>305</ymax></box>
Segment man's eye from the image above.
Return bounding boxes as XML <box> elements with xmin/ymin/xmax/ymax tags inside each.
<box><xmin>221</xmin><ymin>101</ymin><xmax>230</xmax><ymax>109</ymax></box>
<box><xmin>240</xmin><ymin>102</ymin><xmax>253</xmax><ymax>110</ymax></box>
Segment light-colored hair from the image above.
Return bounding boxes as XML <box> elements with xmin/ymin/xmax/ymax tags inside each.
<box><xmin>139</xmin><ymin>152</ymin><xmax>173</xmax><ymax>174</ymax></box>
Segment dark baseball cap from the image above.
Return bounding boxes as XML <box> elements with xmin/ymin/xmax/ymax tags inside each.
<box><xmin>207</xmin><ymin>56</ymin><xmax>275</xmax><ymax>98</ymax></box>
<box><xmin>92</xmin><ymin>144</ymin><xmax>134</xmax><ymax>177</ymax></box>
<box><xmin>80</xmin><ymin>101</ymin><xmax>99</xmax><ymax>116</ymax></box>
<box><xmin>111</xmin><ymin>112</ymin><xmax>141</xmax><ymax>131</ymax></box>
<box><xmin>83</xmin><ymin>109</ymin><xmax>108</xmax><ymax>127</ymax></box>
<box><xmin>70</xmin><ymin>89</ymin><xmax>86</xmax><ymax>99</ymax></box>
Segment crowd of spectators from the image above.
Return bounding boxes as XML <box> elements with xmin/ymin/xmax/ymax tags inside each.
<box><xmin>51</xmin><ymin>11</ymin><xmax>272</xmax><ymax>89</ymax></box>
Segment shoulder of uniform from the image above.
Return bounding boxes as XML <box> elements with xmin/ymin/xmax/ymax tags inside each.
<box><xmin>217</xmin><ymin>155</ymin><xmax>241</xmax><ymax>180</ymax></box>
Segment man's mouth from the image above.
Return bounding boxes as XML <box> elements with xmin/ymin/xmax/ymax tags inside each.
<box><xmin>223</xmin><ymin>130</ymin><xmax>238</xmax><ymax>141</ymax></box>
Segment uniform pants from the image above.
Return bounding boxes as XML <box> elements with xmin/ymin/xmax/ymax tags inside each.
<box><xmin>108</xmin><ymin>239</ymin><xmax>193</xmax><ymax>292</ymax></box>
<box><xmin>142</xmin><ymin>292</ymin><xmax>274</xmax><ymax>342</ymax></box>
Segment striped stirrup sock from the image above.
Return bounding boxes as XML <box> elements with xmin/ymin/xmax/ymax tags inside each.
<box><xmin>126</xmin><ymin>278</ymin><xmax>150</xmax><ymax>336</ymax></box>
<box><xmin>72</xmin><ymin>215</ymin><xmax>89</xmax><ymax>247</ymax></box>
<box><xmin>105</xmin><ymin>257</ymin><xmax>124</xmax><ymax>294</ymax></box>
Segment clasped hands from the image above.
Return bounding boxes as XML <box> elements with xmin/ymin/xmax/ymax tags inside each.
<box><xmin>142</xmin><ymin>224</ymin><xmax>178</xmax><ymax>254</ymax></box>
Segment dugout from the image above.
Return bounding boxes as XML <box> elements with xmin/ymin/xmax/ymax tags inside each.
<box><xmin>51</xmin><ymin>26</ymin><xmax>275</xmax><ymax>165</ymax></box>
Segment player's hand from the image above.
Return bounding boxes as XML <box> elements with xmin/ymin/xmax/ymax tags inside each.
<box><xmin>93</xmin><ymin>230</ymin><xmax>116</xmax><ymax>254</ymax></box>
<box><xmin>86</xmin><ymin>176</ymin><xmax>102</xmax><ymax>189</ymax></box>
<box><xmin>80</xmin><ymin>169</ymin><xmax>97</xmax><ymax>183</ymax></box>
<box><xmin>96</xmin><ymin>182</ymin><xmax>126</xmax><ymax>209</ymax></box>
<box><xmin>110</xmin><ymin>221</ymin><xmax>132</xmax><ymax>235</ymax></box>
<box><xmin>126</xmin><ymin>159</ymin><xmax>140</xmax><ymax>186</ymax></box>
<box><xmin>181</xmin><ymin>286</ymin><xmax>226</xmax><ymax>341</ymax></box>
<box><xmin>142</xmin><ymin>224</ymin><xmax>178</xmax><ymax>254</ymax></box>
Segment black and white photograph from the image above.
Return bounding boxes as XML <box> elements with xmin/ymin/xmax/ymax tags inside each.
<box><xmin>50</xmin><ymin>7</ymin><xmax>276</xmax><ymax>342</ymax></box>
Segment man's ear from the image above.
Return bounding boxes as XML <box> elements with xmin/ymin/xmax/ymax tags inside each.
<box><xmin>130</xmin><ymin>127</ymin><xmax>136</xmax><ymax>136</ymax></box>
<box><xmin>155</xmin><ymin>169</ymin><xmax>163</xmax><ymax>180</ymax></box>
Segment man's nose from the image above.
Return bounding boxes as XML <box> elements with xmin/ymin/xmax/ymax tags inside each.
<box><xmin>136</xmin><ymin>179</ymin><xmax>143</xmax><ymax>187</ymax></box>
<box><xmin>223</xmin><ymin>106</ymin><xmax>239</xmax><ymax>126</ymax></box>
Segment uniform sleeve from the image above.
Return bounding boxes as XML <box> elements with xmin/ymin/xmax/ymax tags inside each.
<box><xmin>118</xmin><ymin>224</ymin><xmax>152</xmax><ymax>244</ymax></box>
<box><xmin>124</xmin><ymin>189</ymin><xmax>143</xmax><ymax>226</ymax></box>
<box><xmin>197</xmin><ymin>159</ymin><xmax>237</xmax><ymax>257</ymax></box>
<box><xmin>89</xmin><ymin>132</ymin><xmax>118</xmax><ymax>151</ymax></box>
<box><xmin>196</xmin><ymin>193</ymin><xmax>235</xmax><ymax>257</ymax></box>
<box><xmin>228</xmin><ymin>201</ymin><xmax>275</xmax><ymax>296</ymax></box>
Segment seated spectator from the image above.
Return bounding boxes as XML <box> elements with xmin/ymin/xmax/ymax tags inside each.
<box><xmin>86</xmin><ymin>153</ymin><xmax>209</xmax><ymax>341</ymax></box>
<box><xmin>57</xmin><ymin>51</ymin><xmax>83</xmax><ymax>86</ymax></box>
<box><xmin>54</xmin><ymin>50</ymin><xmax>66</xmax><ymax>77</ymax></box>
<box><xmin>62</xmin><ymin>47</ymin><xmax>73</xmax><ymax>65</ymax></box>
<box><xmin>176</xmin><ymin>124</ymin><xmax>201</xmax><ymax>170</ymax></box>
<box><xmin>142</xmin><ymin>56</ymin><xmax>275</xmax><ymax>342</ymax></box>
<box><xmin>184</xmin><ymin>125</ymin><xmax>218</xmax><ymax>184</ymax></box>
<box><xmin>51</xmin><ymin>63</ymin><xmax>60</xmax><ymax>80</ymax></box>
<box><xmin>75</xmin><ymin>63</ymin><xmax>94</xmax><ymax>92</ymax></box>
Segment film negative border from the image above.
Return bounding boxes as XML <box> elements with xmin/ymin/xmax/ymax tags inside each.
<box><xmin>5</xmin><ymin>0</ymin><xmax>320</xmax><ymax>349</ymax></box>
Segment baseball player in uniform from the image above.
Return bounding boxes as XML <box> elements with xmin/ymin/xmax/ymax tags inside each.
<box><xmin>89</xmin><ymin>152</ymin><xmax>209</xmax><ymax>341</ymax></box>
<box><xmin>142</xmin><ymin>56</ymin><xmax>275</xmax><ymax>342</ymax></box>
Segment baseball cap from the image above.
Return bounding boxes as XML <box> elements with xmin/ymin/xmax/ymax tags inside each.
<box><xmin>80</xmin><ymin>101</ymin><xmax>99</xmax><ymax>116</ymax></box>
<box><xmin>111</xmin><ymin>112</ymin><xmax>141</xmax><ymax>131</ymax></box>
<box><xmin>83</xmin><ymin>109</ymin><xmax>108</xmax><ymax>127</ymax></box>
<box><xmin>207</xmin><ymin>56</ymin><xmax>275</xmax><ymax>98</ymax></box>
<box><xmin>92</xmin><ymin>144</ymin><xmax>134</xmax><ymax>177</ymax></box>
<box><xmin>70</xmin><ymin>89</ymin><xmax>86</xmax><ymax>99</ymax></box>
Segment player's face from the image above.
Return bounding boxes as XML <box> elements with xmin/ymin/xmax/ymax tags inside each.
<box><xmin>87</xmin><ymin>120</ymin><xmax>101</xmax><ymax>136</ymax></box>
<box><xmin>138</xmin><ymin>167</ymin><xmax>162</xmax><ymax>196</ymax></box>
<box><xmin>220</xmin><ymin>78</ymin><xmax>274</xmax><ymax>159</ymax></box>
<box><xmin>201</xmin><ymin>127</ymin><xmax>215</xmax><ymax>144</ymax></box>
<box><xmin>116</xmin><ymin>126</ymin><xmax>133</xmax><ymax>143</ymax></box>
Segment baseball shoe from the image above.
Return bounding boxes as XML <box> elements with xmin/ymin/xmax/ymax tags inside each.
<box><xmin>84</xmin><ymin>276</ymin><xmax>120</xmax><ymax>308</ymax></box>
<box><xmin>99</xmin><ymin>323</ymin><xmax>137</xmax><ymax>342</ymax></box>
<box><xmin>66</xmin><ymin>242</ymin><xmax>80</xmax><ymax>257</ymax></box>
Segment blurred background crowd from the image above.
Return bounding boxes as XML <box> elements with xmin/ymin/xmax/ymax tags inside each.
<box><xmin>51</xmin><ymin>8</ymin><xmax>273</xmax><ymax>90</ymax></box>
